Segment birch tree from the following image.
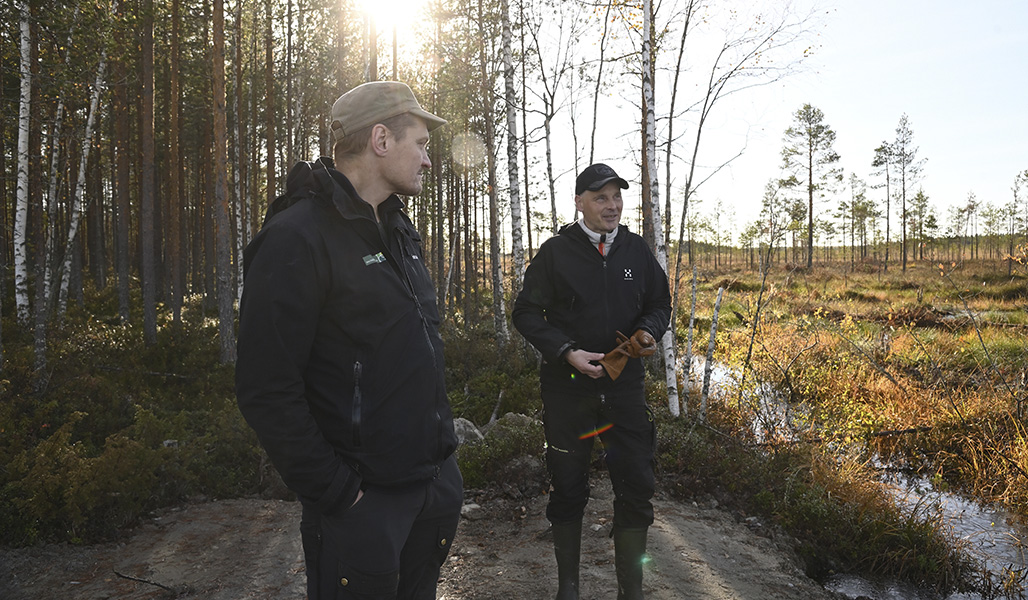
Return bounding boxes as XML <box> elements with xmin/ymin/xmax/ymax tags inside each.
<box><xmin>501</xmin><ymin>0</ymin><xmax>525</xmax><ymax>289</ymax></box>
<box><xmin>640</xmin><ymin>0</ymin><xmax>679</xmax><ymax>416</ymax></box>
<box><xmin>524</xmin><ymin>0</ymin><xmax>585</xmax><ymax>233</ymax></box>
<box><xmin>668</xmin><ymin>2</ymin><xmax>812</xmax><ymax>285</ymax></box>
<box><xmin>233</xmin><ymin>0</ymin><xmax>248</xmax><ymax>304</ymax></box>
<box><xmin>57</xmin><ymin>51</ymin><xmax>108</xmax><ymax>316</ymax></box>
<box><xmin>264</xmin><ymin>0</ymin><xmax>276</xmax><ymax>205</ymax></box>
<box><xmin>588</xmin><ymin>0</ymin><xmax>614</xmax><ymax>165</ymax></box>
<box><xmin>478</xmin><ymin>0</ymin><xmax>509</xmax><ymax>344</ymax></box>
<box><xmin>14</xmin><ymin>0</ymin><xmax>32</xmax><ymax>326</ymax></box>
<box><xmin>653</xmin><ymin>1</ymin><xmax>813</xmax><ymax>415</ymax></box>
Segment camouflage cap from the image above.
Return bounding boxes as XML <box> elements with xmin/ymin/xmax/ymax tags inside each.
<box><xmin>330</xmin><ymin>81</ymin><xmax>446</xmax><ymax>146</ymax></box>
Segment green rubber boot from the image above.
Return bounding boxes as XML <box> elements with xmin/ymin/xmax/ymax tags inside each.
<box><xmin>551</xmin><ymin>519</ymin><xmax>582</xmax><ymax>600</ymax></box>
<box><xmin>613</xmin><ymin>527</ymin><xmax>648</xmax><ymax>600</ymax></box>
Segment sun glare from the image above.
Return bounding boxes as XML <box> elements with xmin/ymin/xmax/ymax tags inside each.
<box><xmin>358</xmin><ymin>0</ymin><xmax>428</xmax><ymax>36</ymax></box>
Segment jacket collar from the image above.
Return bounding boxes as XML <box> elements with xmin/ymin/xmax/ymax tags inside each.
<box><xmin>326</xmin><ymin>168</ymin><xmax>405</xmax><ymax>222</ymax></box>
<box><xmin>559</xmin><ymin>220</ymin><xmax>630</xmax><ymax>246</ymax></box>
<box><xmin>576</xmin><ymin>220</ymin><xmax>619</xmax><ymax>246</ymax></box>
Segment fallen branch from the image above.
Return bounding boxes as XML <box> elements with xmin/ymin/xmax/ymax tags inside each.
<box><xmin>867</xmin><ymin>426</ymin><xmax>932</xmax><ymax>438</ymax></box>
<box><xmin>95</xmin><ymin>365</ymin><xmax>195</xmax><ymax>379</ymax></box>
<box><xmin>114</xmin><ymin>570</ymin><xmax>176</xmax><ymax>593</ymax></box>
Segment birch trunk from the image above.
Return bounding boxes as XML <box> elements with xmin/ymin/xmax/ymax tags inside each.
<box><xmin>14</xmin><ymin>0</ymin><xmax>32</xmax><ymax>326</ymax></box>
<box><xmin>501</xmin><ymin>0</ymin><xmax>525</xmax><ymax>289</ymax></box>
<box><xmin>641</xmin><ymin>0</ymin><xmax>678</xmax><ymax>416</ymax></box>
<box><xmin>43</xmin><ymin>5</ymin><xmax>79</xmax><ymax>307</ymax></box>
<box><xmin>588</xmin><ymin>0</ymin><xmax>613</xmax><ymax>165</ymax></box>
<box><xmin>479</xmin><ymin>0</ymin><xmax>509</xmax><ymax>345</ymax></box>
<box><xmin>519</xmin><ymin>0</ymin><xmax>532</xmax><ymax>257</ymax></box>
<box><xmin>57</xmin><ymin>52</ymin><xmax>108</xmax><ymax>316</ymax></box>
<box><xmin>700</xmin><ymin>287</ymin><xmax>725</xmax><ymax>421</ymax></box>
<box><xmin>683</xmin><ymin>265</ymin><xmax>697</xmax><ymax>413</ymax></box>
<box><xmin>544</xmin><ymin>113</ymin><xmax>557</xmax><ymax>233</ymax></box>
<box><xmin>234</xmin><ymin>0</ymin><xmax>247</xmax><ymax>304</ymax></box>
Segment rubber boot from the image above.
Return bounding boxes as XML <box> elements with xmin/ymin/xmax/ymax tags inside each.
<box><xmin>551</xmin><ymin>519</ymin><xmax>582</xmax><ymax>600</ymax></box>
<box><xmin>613</xmin><ymin>527</ymin><xmax>648</xmax><ymax>600</ymax></box>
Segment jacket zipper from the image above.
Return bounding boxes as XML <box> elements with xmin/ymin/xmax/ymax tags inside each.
<box><xmin>352</xmin><ymin>361</ymin><xmax>363</xmax><ymax>447</ymax></box>
<box><xmin>394</xmin><ymin>227</ymin><xmax>446</xmax><ymax>460</ymax></box>
<box><xmin>602</xmin><ymin>248</ymin><xmax>610</xmax><ymax>333</ymax></box>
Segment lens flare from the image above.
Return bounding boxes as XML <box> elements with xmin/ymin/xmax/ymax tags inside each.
<box><xmin>451</xmin><ymin>133</ymin><xmax>487</xmax><ymax>170</ymax></box>
<box><xmin>579</xmin><ymin>423</ymin><xmax>614</xmax><ymax>440</ymax></box>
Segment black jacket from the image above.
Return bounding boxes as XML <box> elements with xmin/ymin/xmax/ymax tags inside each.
<box><xmin>235</xmin><ymin>164</ymin><xmax>457</xmax><ymax>516</ymax></box>
<box><xmin>512</xmin><ymin>222</ymin><xmax>671</xmax><ymax>395</ymax></box>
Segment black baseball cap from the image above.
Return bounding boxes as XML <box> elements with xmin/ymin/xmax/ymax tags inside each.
<box><xmin>575</xmin><ymin>163</ymin><xmax>629</xmax><ymax>195</ymax></box>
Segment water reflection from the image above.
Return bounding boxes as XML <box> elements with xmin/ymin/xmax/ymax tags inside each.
<box><xmin>690</xmin><ymin>356</ymin><xmax>1028</xmax><ymax>599</ymax></box>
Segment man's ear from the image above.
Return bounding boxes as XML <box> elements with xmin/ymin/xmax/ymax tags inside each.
<box><xmin>369</xmin><ymin>124</ymin><xmax>390</xmax><ymax>157</ymax></box>
<box><xmin>573</xmin><ymin>194</ymin><xmax>584</xmax><ymax>213</ymax></box>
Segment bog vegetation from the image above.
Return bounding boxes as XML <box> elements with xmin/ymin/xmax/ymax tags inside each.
<box><xmin>3</xmin><ymin>256</ymin><xmax>1027</xmax><ymax>599</ymax></box>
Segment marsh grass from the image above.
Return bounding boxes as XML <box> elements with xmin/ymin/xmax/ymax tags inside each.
<box><xmin>656</xmin><ymin>403</ymin><xmax>977</xmax><ymax>593</ymax></box>
<box><xmin>679</xmin><ymin>259</ymin><xmax>1027</xmax><ymax>595</ymax></box>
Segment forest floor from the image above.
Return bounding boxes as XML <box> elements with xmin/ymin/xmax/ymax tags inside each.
<box><xmin>0</xmin><ymin>475</ymin><xmax>844</xmax><ymax>600</ymax></box>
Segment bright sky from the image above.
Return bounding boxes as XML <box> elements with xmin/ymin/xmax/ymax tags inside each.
<box><xmin>382</xmin><ymin>0</ymin><xmax>1027</xmax><ymax>240</ymax></box>
<box><xmin>695</xmin><ymin>0</ymin><xmax>1028</xmax><ymax>232</ymax></box>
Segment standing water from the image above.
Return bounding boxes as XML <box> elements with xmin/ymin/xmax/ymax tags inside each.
<box><xmin>688</xmin><ymin>356</ymin><xmax>1028</xmax><ymax>599</ymax></box>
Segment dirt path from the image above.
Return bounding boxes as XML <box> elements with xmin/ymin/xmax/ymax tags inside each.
<box><xmin>1</xmin><ymin>480</ymin><xmax>839</xmax><ymax>600</ymax></box>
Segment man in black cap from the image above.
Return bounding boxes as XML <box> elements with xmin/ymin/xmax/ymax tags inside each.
<box><xmin>513</xmin><ymin>163</ymin><xmax>671</xmax><ymax>600</ymax></box>
<box><xmin>236</xmin><ymin>81</ymin><xmax>462</xmax><ymax>600</ymax></box>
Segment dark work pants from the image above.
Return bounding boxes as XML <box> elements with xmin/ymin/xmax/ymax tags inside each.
<box><xmin>542</xmin><ymin>389</ymin><xmax>656</xmax><ymax>529</ymax></box>
<box><xmin>300</xmin><ymin>456</ymin><xmax>463</xmax><ymax>599</ymax></box>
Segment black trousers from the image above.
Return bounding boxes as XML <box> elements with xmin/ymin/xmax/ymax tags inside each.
<box><xmin>542</xmin><ymin>389</ymin><xmax>656</xmax><ymax>529</ymax></box>
<box><xmin>300</xmin><ymin>455</ymin><xmax>463</xmax><ymax>599</ymax></box>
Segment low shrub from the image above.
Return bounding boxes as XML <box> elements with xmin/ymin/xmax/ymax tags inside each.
<box><xmin>656</xmin><ymin>406</ymin><xmax>978</xmax><ymax>593</ymax></box>
<box><xmin>456</xmin><ymin>413</ymin><xmax>546</xmax><ymax>491</ymax></box>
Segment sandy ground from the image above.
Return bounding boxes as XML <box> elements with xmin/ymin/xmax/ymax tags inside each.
<box><xmin>0</xmin><ymin>473</ymin><xmax>843</xmax><ymax>600</ymax></box>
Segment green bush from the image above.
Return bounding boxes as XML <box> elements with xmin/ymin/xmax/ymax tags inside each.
<box><xmin>456</xmin><ymin>413</ymin><xmax>545</xmax><ymax>490</ymax></box>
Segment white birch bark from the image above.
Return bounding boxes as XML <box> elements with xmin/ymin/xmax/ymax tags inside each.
<box><xmin>501</xmin><ymin>0</ymin><xmax>525</xmax><ymax>288</ymax></box>
<box><xmin>683</xmin><ymin>265</ymin><xmax>698</xmax><ymax>412</ymax></box>
<box><xmin>57</xmin><ymin>51</ymin><xmax>107</xmax><ymax>316</ymax></box>
<box><xmin>700</xmin><ymin>287</ymin><xmax>725</xmax><ymax>421</ymax></box>
<box><xmin>42</xmin><ymin>8</ymin><xmax>79</xmax><ymax>309</ymax></box>
<box><xmin>642</xmin><ymin>0</ymin><xmax>678</xmax><ymax>416</ymax></box>
<box><xmin>14</xmin><ymin>0</ymin><xmax>32</xmax><ymax>326</ymax></box>
<box><xmin>233</xmin><ymin>0</ymin><xmax>246</xmax><ymax>304</ymax></box>
<box><xmin>544</xmin><ymin>114</ymin><xmax>557</xmax><ymax>233</ymax></box>
<box><xmin>43</xmin><ymin>105</ymin><xmax>64</xmax><ymax>307</ymax></box>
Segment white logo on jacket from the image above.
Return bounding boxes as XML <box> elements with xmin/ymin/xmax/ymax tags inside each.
<box><xmin>624</xmin><ymin>268</ymin><xmax>633</xmax><ymax>281</ymax></box>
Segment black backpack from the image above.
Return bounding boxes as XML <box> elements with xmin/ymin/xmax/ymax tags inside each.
<box><xmin>261</xmin><ymin>156</ymin><xmax>335</xmax><ymax>226</ymax></box>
